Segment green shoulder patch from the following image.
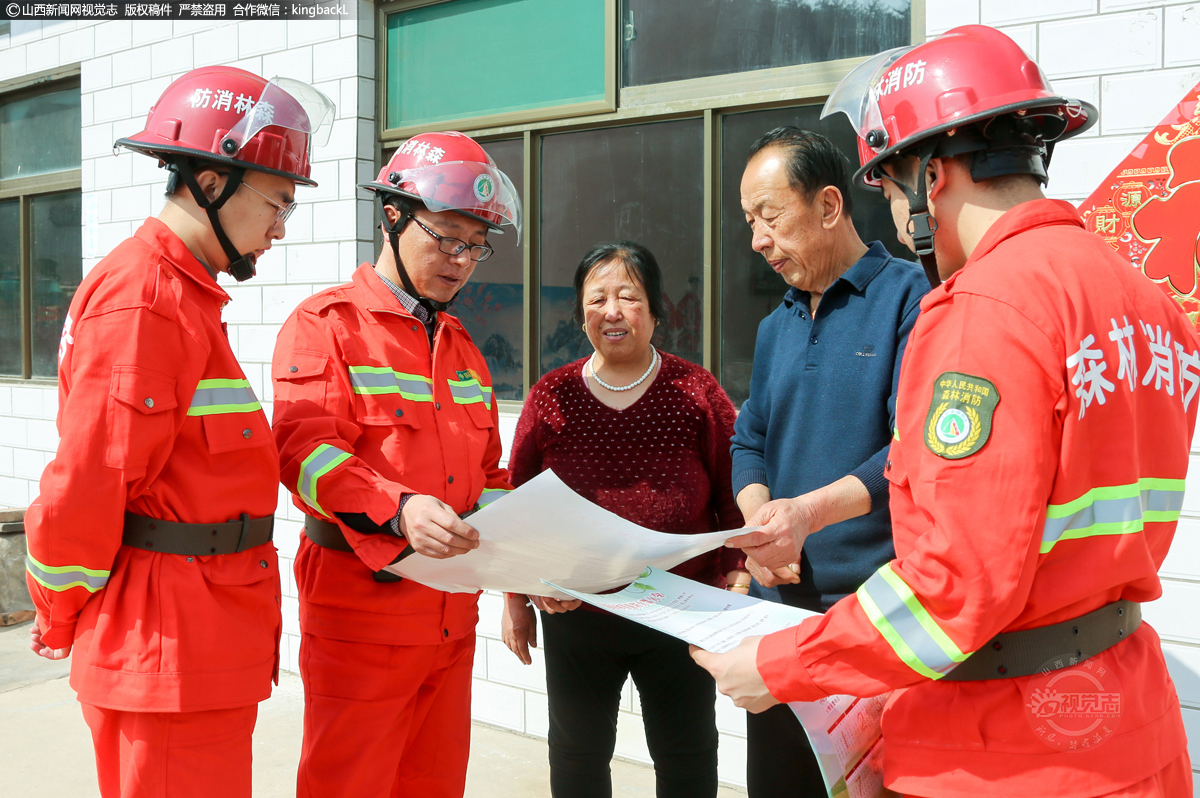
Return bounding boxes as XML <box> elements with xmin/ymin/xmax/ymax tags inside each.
<box><xmin>924</xmin><ymin>371</ymin><xmax>999</xmax><ymax>459</ymax></box>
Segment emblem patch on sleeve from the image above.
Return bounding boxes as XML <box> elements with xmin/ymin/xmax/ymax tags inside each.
<box><xmin>924</xmin><ymin>371</ymin><xmax>999</xmax><ymax>459</ymax></box>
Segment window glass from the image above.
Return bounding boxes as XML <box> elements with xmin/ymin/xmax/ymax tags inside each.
<box><xmin>0</xmin><ymin>86</ymin><xmax>81</xmax><ymax>179</ymax></box>
<box><xmin>0</xmin><ymin>199</ymin><xmax>19</xmax><ymax>376</ymax></box>
<box><xmin>459</xmin><ymin>138</ymin><xmax>524</xmax><ymax>400</ymax></box>
<box><xmin>622</xmin><ymin>0</ymin><xmax>911</xmax><ymax>87</ymax></box>
<box><xmin>30</xmin><ymin>191</ymin><xmax>81</xmax><ymax>378</ymax></box>
<box><xmin>719</xmin><ymin>105</ymin><xmax>910</xmax><ymax>406</ymax></box>
<box><xmin>386</xmin><ymin>0</ymin><xmax>606</xmax><ymax>130</ymax></box>
<box><xmin>540</xmin><ymin>119</ymin><xmax>703</xmax><ymax>376</ymax></box>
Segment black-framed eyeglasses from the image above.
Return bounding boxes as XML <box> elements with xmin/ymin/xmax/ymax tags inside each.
<box><xmin>410</xmin><ymin>215</ymin><xmax>493</xmax><ymax>262</ymax></box>
<box><xmin>240</xmin><ymin>181</ymin><xmax>297</xmax><ymax>225</ymax></box>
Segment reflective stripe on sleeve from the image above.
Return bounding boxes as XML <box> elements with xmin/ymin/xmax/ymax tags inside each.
<box><xmin>447</xmin><ymin>377</ymin><xmax>493</xmax><ymax>410</ymax></box>
<box><xmin>1041</xmin><ymin>478</ymin><xmax>1185</xmax><ymax>554</ymax></box>
<box><xmin>26</xmin><ymin>552</ymin><xmax>110</xmax><ymax>593</ymax></box>
<box><xmin>477</xmin><ymin>487</ymin><xmax>512</xmax><ymax>508</ymax></box>
<box><xmin>348</xmin><ymin>366</ymin><xmax>434</xmax><ymax>401</ymax></box>
<box><xmin>187</xmin><ymin>378</ymin><xmax>261</xmax><ymax>416</ymax></box>
<box><xmin>298</xmin><ymin>444</ymin><xmax>352</xmax><ymax>517</ymax></box>
<box><xmin>856</xmin><ymin>564</ymin><xmax>970</xmax><ymax>680</ymax></box>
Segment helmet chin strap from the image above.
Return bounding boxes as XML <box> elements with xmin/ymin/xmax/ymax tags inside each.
<box><xmin>376</xmin><ymin>194</ymin><xmax>462</xmax><ymax>314</ymax></box>
<box><xmin>878</xmin><ymin>139</ymin><xmax>942</xmax><ymax>289</ymax></box>
<box><xmin>171</xmin><ymin>158</ymin><xmax>258</xmax><ymax>282</ymax></box>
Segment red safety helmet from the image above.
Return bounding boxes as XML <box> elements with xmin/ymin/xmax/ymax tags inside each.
<box><xmin>821</xmin><ymin>25</ymin><xmax>1096</xmax><ymax>287</ymax></box>
<box><xmin>114</xmin><ymin>66</ymin><xmax>334</xmax><ymax>282</ymax></box>
<box><xmin>361</xmin><ymin>131</ymin><xmax>522</xmax><ymax>241</ymax></box>
<box><xmin>116</xmin><ymin>66</ymin><xmax>334</xmax><ymax>185</ymax></box>
<box><xmin>822</xmin><ymin>25</ymin><xmax>1095</xmax><ymax>188</ymax></box>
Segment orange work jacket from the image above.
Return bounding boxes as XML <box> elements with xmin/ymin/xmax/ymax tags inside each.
<box><xmin>271</xmin><ymin>263</ymin><xmax>512</xmax><ymax>646</ymax></box>
<box><xmin>758</xmin><ymin>201</ymin><xmax>1198</xmax><ymax>797</ymax></box>
<box><xmin>25</xmin><ymin>218</ymin><xmax>282</xmax><ymax>713</ymax></box>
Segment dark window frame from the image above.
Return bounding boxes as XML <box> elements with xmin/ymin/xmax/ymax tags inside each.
<box><xmin>0</xmin><ymin>67</ymin><xmax>83</xmax><ymax>383</ymax></box>
<box><xmin>374</xmin><ymin>3</ymin><xmax>926</xmax><ymax>408</ymax></box>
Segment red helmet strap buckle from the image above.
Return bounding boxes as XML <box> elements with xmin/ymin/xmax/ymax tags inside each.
<box><xmin>171</xmin><ymin>156</ymin><xmax>258</xmax><ymax>282</ymax></box>
<box><xmin>878</xmin><ymin>139</ymin><xmax>943</xmax><ymax>288</ymax></box>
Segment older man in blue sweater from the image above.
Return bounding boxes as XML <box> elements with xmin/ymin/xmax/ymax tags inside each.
<box><xmin>727</xmin><ymin>127</ymin><xmax>927</xmax><ymax>798</ymax></box>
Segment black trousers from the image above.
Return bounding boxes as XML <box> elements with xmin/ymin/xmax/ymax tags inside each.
<box><xmin>540</xmin><ymin>609</ymin><xmax>719</xmax><ymax>798</ymax></box>
<box><xmin>745</xmin><ymin>581</ymin><xmax>828</xmax><ymax>798</ymax></box>
<box><xmin>745</xmin><ymin>703</ymin><xmax>827</xmax><ymax>798</ymax></box>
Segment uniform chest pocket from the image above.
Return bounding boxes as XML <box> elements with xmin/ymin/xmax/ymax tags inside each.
<box><xmin>201</xmin><ymin>411</ymin><xmax>272</xmax><ymax>453</ymax></box>
<box><xmin>273</xmin><ymin>350</ymin><xmax>331</xmax><ymax>406</ymax></box>
<box><xmin>346</xmin><ymin>365</ymin><xmax>433</xmax><ymax>427</ymax></box>
<box><xmin>463</xmin><ymin>399</ymin><xmax>495</xmax><ymax>430</ymax></box>
<box><xmin>446</xmin><ymin>375</ymin><xmax>495</xmax><ymax>429</ymax></box>
<box><xmin>188</xmin><ymin>378</ymin><xmax>270</xmax><ymax>453</ymax></box>
<box><xmin>105</xmin><ymin>366</ymin><xmax>179</xmax><ymax>469</ymax></box>
<box><xmin>355</xmin><ymin>392</ymin><xmax>426</xmax><ymax>428</ymax></box>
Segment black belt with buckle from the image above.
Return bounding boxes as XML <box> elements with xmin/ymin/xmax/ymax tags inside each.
<box><xmin>943</xmin><ymin>600</ymin><xmax>1141</xmax><ymax>681</ymax></box>
<box><xmin>303</xmin><ymin>515</ymin><xmax>412</xmax><ymax>583</ymax></box>
<box><xmin>122</xmin><ymin>511</ymin><xmax>273</xmax><ymax>555</ymax></box>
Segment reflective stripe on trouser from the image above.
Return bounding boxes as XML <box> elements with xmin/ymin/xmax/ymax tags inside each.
<box><xmin>447</xmin><ymin>378</ymin><xmax>493</xmax><ymax>410</ymax></box>
<box><xmin>298</xmin><ymin>444</ymin><xmax>352</xmax><ymax>517</ymax></box>
<box><xmin>348</xmin><ymin>366</ymin><xmax>434</xmax><ymax>401</ymax></box>
<box><xmin>1041</xmin><ymin>478</ymin><xmax>1185</xmax><ymax>553</ymax></box>
<box><xmin>477</xmin><ymin>488</ymin><xmax>511</xmax><ymax>508</ymax></box>
<box><xmin>26</xmin><ymin>551</ymin><xmax>110</xmax><ymax>592</ymax></box>
<box><xmin>856</xmin><ymin>564</ymin><xmax>969</xmax><ymax>680</ymax></box>
<box><xmin>187</xmin><ymin>379</ymin><xmax>261</xmax><ymax>416</ymax></box>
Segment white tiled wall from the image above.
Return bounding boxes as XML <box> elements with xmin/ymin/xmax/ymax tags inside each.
<box><xmin>2</xmin><ymin>3</ymin><xmax>1200</xmax><ymax>793</ymax></box>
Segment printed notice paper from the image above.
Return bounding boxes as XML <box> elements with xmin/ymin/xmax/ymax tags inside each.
<box><xmin>548</xmin><ymin>567</ymin><xmax>895</xmax><ymax>798</ymax></box>
<box><xmin>383</xmin><ymin>470</ymin><xmax>749</xmax><ymax>599</ymax></box>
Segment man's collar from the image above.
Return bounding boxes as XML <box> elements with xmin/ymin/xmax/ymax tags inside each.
<box><xmin>967</xmin><ymin>199</ymin><xmax>1083</xmax><ymax>264</ymax></box>
<box><xmin>134</xmin><ymin>218</ymin><xmax>230</xmax><ymax>304</ymax></box>
<box><xmin>377</xmin><ymin>269</ymin><xmax>435</xmax><ymax>326</ymax></box>
<box><xmin>838</xmin><ymin>241</ymin><xmax>893</xmax><ymax>292</ymax></box>
<box><xmin>350</xmin><ymin>262</ymin><xmax>462</xmax><ymax>330</ymax></box>
<box><xmin>781</xmin><ymin>241</ymin><xmax>893</xmax><ymax>306</ymax></box>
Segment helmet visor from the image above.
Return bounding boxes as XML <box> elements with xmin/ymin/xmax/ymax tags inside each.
<box><xmin>223</xmin><ymin>77</ymin><xmax>335</xmax><ymax>158</ymax></box>
<box><xmin>397</xmin><ymin>161</ymin><xmax>523</xmax><ymax>243</ymax></box>
<box><xmin>821</xmin><ymin>46</ymin><xmax>913</xmax><ymax>139</ymax></box>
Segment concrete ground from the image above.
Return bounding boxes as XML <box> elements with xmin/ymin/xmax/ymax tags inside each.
<box><xmin>0</xmin><ymin>621</ymin><xmax>743</xmax><ymax>797</ymax></box>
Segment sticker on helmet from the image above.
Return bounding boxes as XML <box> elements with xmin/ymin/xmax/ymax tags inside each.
<box><xmin>925</xmin><ymin>371</ymin><xmax>999</xmax><ymax>459</ymax></box>
<box><xmin>473</xmin><ymin>174</ymin><xmax>495</xmax><ymax>203</ymax></box>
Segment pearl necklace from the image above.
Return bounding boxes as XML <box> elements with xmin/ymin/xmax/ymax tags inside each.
<box><xmin>588</xmin><ymin>348</ymin><xmax>659</xmax><ymax>392</ymax></box>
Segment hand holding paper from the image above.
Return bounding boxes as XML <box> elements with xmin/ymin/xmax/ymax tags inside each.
<box><xmin>399</xmin><ymin>494</ymin><xmax>480</xmax><ymax>558</ymax></box>
<box><xmin>689</xmin><ymin>637</ymin><xmax>778</xmax><ymax>713</ymax></box>
<box><xmin>386</xmin><ymin>469</ymin><xmax>756</xmax><ymax>597</ymax></box>
<box><xmin>727</xmin><ymin>496</ymin><xmax>820</xmax><ymax>577</ymax></box>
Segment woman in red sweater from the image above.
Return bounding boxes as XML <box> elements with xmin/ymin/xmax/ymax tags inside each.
<box><xmin>502</xmin><ymin>241</ymin><xmax>746</xmax><ymax>798</ymax></box>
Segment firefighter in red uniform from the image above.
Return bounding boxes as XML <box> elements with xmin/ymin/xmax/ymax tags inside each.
<box><xmin>24</xmin><ymin>67</ymin><xmax>333</xmax><ymax>798</ymax></box>
<box><xmin>696</xmin><ymin>26</ymin><xmax>1197</xmax><ymax>797</ymax></box>
<box><xmin>271</xmin><ymin>131</ymin><xmax>520</xmax><ymax>798</ymax></box>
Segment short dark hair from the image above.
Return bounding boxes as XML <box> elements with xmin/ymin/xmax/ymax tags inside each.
<box><xmin>747</xmin><ymin>127</ymin><xmax>854</xmax><ymax>216</ymax></box>
<box><xmin>572</xmin><ymin>241</ymin><xmax>666</xmax><ymax>326</ymax></box>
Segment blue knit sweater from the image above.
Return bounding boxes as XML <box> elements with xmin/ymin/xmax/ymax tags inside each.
<box><xmin>731</xmin><ymin>241</ymin><xmax>927</xmax><ymax>611</ymax></box>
